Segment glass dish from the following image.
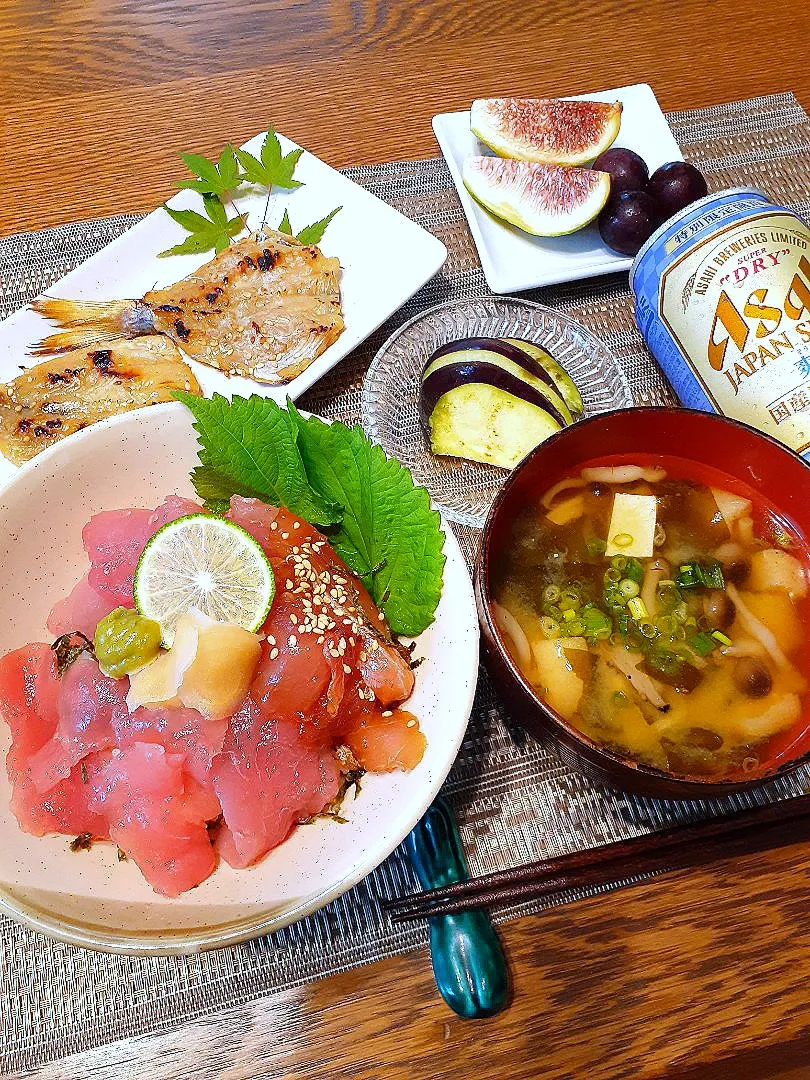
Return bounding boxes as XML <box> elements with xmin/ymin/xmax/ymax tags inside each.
<box><xmin>362</xmin><ymin>295</ymin><xmax>633</xmax><ymax>527</ymax></box>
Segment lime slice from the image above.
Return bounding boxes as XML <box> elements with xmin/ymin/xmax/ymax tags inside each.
<box><xmin>134</xmin><ymin>514</ymin><xmax>274</xmax><ymax>645</ymax></box>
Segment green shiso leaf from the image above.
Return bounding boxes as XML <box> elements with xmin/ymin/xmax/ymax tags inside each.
<box><xmin>173</xmin><ymin>393</ymin><xmax>445</xmax><ymax>635</ymax></box>
<box><xmin>174</xmin><ymin>392</ymin><xmax>343</xmax><ymax>527</ymax></box>
<box><xmin>288</xmin><ymin>402</ymin><xmax>445</xmax><ymax>635</ymax></box>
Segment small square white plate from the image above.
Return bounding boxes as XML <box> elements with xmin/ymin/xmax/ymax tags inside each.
<box><xmin>0</xmin><ymin>129</ymin><xmax>447</xmax><ymax>473</ymax></box>
<box><xmin>433</xmin><ymin>83</ymin><xmax>682</xmax><ymax>294</ymax></box>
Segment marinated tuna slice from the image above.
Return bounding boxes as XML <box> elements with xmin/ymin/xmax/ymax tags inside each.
<box><xmin>92</xmin><ymin>741</ymin><xmax>217</xmax><ymax>897</ymax></box>
<box><xmin>345</xmin><ymin>709</ymin><xmax>427</xmax><ymax>772</ymax></box>
<box><xmin>114</xmin><ymin>705</ymin><xmax>228</xmax><ymax>787</ymax></box>
<box><xmin>83</xmin><ymin>495</ymin><xmax>205</xmax><ymax>604</ymax></box>
<box><xmin>213</xmin><ymin>697</ymin><xmax>341</xmax><ymax>868</ymax></box>
<box><xmin>27</xmin><ymin>656</ymin><xmax>126</xmax><ymax>794</ymax></box>
<box><xmin>0</xmin><ymin>645</ymin><xmax>108</xmax><ymax>835</ymax></box>
<box><xmin>32</xmin><ymin>231</ymin><xmax>344</xmax><ymax>386</ymax></box>
<box><xmin>228</xmin><ymin>496</ymin><xmax>415</xmax><ymax>714</ymax></box>
<box><xmin>0</xmin><ymin>336</ymin><xmax>201</xmax><ymax>464</ymax></box>
<box><xmin>47</xmin><ymin>573</ymin><xmax>118</xmax><ymax>639</ymax></box>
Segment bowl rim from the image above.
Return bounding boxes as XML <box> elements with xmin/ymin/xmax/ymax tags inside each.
<box><xmin>476</xmin><ymin>405</ymin><xmax>810</xmax><ymax>792</ymax></box>
<box><xmin>0</xmin><ymin>401</ymin><xmax>480</xmax><ymax>954</ymax></box>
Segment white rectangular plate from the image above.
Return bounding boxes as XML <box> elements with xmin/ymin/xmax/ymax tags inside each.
<box><xmin>0</xmin><ymin>129</ymin><xmax>448</xmax><ymax>488</ymax></box>
<box><xmin>433</xmin><ymin>83</ymin><xmax>683</xmax><ymax>294</ymax></box>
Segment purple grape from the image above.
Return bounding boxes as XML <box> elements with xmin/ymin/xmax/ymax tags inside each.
<box><xmin>647</xmin><ymin>161</ymin><xmax>708</xmax><ymax>219</ymax></box>
<box><xmin>592</xmin><ymin>148</ymin><xmax>649</xmax><ymax>196</ymax></box>
<box><xmin>599</xmin><ymin>191</ymin><xmax>660</xmax><ymax>256</ymax></box>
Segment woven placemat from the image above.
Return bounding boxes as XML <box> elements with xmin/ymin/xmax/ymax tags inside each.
<box><xmin>2</xmin><ymin>91</ymin><xmax>810</xmax><ymax>1075</ymax></box>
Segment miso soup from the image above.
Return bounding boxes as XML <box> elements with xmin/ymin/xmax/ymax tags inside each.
<box><xmin>492</xmin><ymin>456</ymin><xmax>810</xmax><ymax>780</ymax></box>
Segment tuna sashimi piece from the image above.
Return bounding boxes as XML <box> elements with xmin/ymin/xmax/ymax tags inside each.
<box><xmin>230</xmin><ymin>496</ymin><xmax>415</xmax><ymax>717</ymax></box>
<box><xmin>47</xmin><ymin>572</ymin><xmax>119</xmax><ymax>639</ymax></box>
<box><xmin>83</xmin><ymin>507</ymin><xmax>154</xmax><ymax>602</ymax></box>
<box><xmin>345</xmin><ymin>709</ymin><xmax>427</xmax><ymax>772</ymax></box>
<box><xmin>213</xmin><ymin>697</ymin><xmax>341</xmax><ymax>869</ymax></box>
<box><xmin>83</xmin><ymin>495</ymin><xmax>204</xmax><ymax>604</ymax></box>
<box><xmin>27</xmin><ymin>656</ymin><xmax>127</xmax><ymax>794</ymax></box>
<box><xmin>114</xmin><ymin>705</ymin><xmax>227</xmax><ymax>787</ymax></box>
<box><xmin>0</xmin><ymin>646</ymin><xmax>107</xmax><ymax>835</ymax></box>
<box><xmin>13</xmin><ymin>754</ymin><xmax>110</xmax><ymax>839</ymax></box>
<box><xmin>92</xmin><ymin>741</ymin><xmax>216</xmax><ymax>897</ymax></box>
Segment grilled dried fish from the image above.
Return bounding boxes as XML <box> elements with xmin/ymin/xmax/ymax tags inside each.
<box><xmin>31</xmin><ymin>230</ymin><xmax>344</xmax><ymax>385</ymax></box>
<box><xmin>0</xmin><ymin>336</ymin><xmax>201</xmax><ymax>464</ymax></box>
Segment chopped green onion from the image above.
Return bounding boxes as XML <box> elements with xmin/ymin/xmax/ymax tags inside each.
<box><xmin>610</xmin><ymin>690</ymin><xmax>628</xmax><ymax>708</ymax></box>
<box><xmin>586</xmin><ymin>537</ymin><xmax>607</xmax><ymax>557</ymax></box>
<box><xmin>543</xmin><ymin>584</ymin><xmax>561</xmax><ymax>604</ymax></box>
<box><xmin>677</xmin><ymin>562</ymin><xmax>700</xmax><ymax>588</ymax></box>
<box><xmin>581</xmin><ymin>606</ymin><xmax>612</xmax><ymax>639</ymax></box>
<box><xmin>688</xmin><ymin>631</ymin><xmax>718</xmax><ymax>656</ymax></box>
<box><xmin>711</xmin><ymin>630</ymin><xmax>732</xmax><ymax>647</ymax></box>
<box><xmin>612</xmin><ymin>533</ymin><xmax>634</xmax><ymax>549</ymax></box>
<box><xmin>566</xmin><ymin>619</ymin><xmax>584</xmax><ymax>636</ymax></box>
<box><xmin>610</xmin><ymin>555</ymin><xmax>628</xmax><ymax>572</ymax></box>
<box><xmin>624</xmin><ymin>558</ymin><xmax>644</xmax><ymax>585</ymax></box>
<box><xmin>615</xmin><ymin>613</ymin><xmax>630</xmax><ymax>636</ymax></box>
<box><xmin>605</xmin><ymin>568</ymin><xmax>622</xmax><ymax>584</ymax></box>
<box><xmin>562</xmin><ymin>608</ymin><xmax>576</xmax><ymax>622</ymax></box>
<box><xmin>540</xmin><ymin>616</ymin><xmax>560</xmax><ymax>639</ymax></box>
<box><xmin>639</xmin><ymin>621</ymin><xmax>658</xmax><ymax>639</ymax></box>
<box><xmin>618</xmin><ymin>578</ymin><xmax>640</xmax><ymax>600</ymax></box>
<box><xmin>627</xmin><ymin>597</ymin><xmax>649</xmax><ymax>621</ymax></box>
<box><xmin>559</xmin><ymin>597</ymin><xmax>579</xmax><ymax>613</ymax></box>
<box><xmin>676</xmin><ymin>560</ymin><xmax>725</xmax><ymax>590</ymax></box>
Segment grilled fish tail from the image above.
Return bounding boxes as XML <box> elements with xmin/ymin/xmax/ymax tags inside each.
<box><xmin>30</xmin><ymin>297</ymin><xmax>155</xmax><ymax>355</ymax></box>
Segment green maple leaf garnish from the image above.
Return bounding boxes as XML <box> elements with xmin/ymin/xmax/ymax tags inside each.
<box><xmin>176</xmin><ymin>145</ymin><xmax>241</xmax><ymax>197</ymax></box>
<box><xmin>294</xmin><ymin>207</ymin><xmax>342</xmax><ymax>244</ymax></box>
<box><xmin>275</xmin><ymin>206</ymin><xmax>341</xmax><ymax>245</ymax></box>
<box><xmin>234</xmin><ymin>127</ymin><xmax>304</xmax><ymax>190</ymax></box>
<box><xmin>159</xmin><ymin>194</ymin><xmax>245</xmax><ymax>257</ymax></box>
<box><xmin>278</xmin><ymin>208</ymin><xmax>293</xmax><ymax>236</ymax></box>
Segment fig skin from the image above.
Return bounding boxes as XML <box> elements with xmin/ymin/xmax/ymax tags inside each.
<box><xmin>592</xmin><ymin>148</ymin><xmax>649</xmax><ymax>196</ymax></box>
<box><xmin>647</xmin><ymin>161</ymin><xmax>708</xmax><ymax>219</ymax></box>
<box><xmin>598</xmin><ymin>191</ymin><xmax>660</xmax><ymax>256</ymax></box>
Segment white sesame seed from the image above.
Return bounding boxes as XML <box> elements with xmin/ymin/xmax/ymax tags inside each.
<box><xmin>270</xmin><ymin>521</ymin><xmax>278</xmax><ymax>531</ymax></box>
<box><xmin>290</xmin><ymin>613</ymin><xmax>298</xmax><ymax>624</ymax></box>
<box><xmin>342</xmin><ymin>663</ymin><xmax>351</xmax><ymax>674</ymax></box>
<box><xmin>293</xmin><ymin>521</ymin><xmax>300</xmax><ymax>529</ymax></box>
<box><xmin>382</xmin><ymin>710</ymin><xmax>393</xmax><ymax>717</ymax></box>
<box><xmin>267</xmin><ymin>635</ymin><xmax>276</xmax><ymax>645</ymax></box>
<box><xmin>406</xmin><ymin>719</ymin><xmax>416</xmax><ymax>728</ymax></box>
<box><xmin>285</xmin><ymin>579</ymin><xmax>293</xmax><ymax>590</ymax></box>
<box><xmin>289</xmin><ymin>634</ymin><xmax>297</xmax><ymax>647</ymax></box>
<box><xmin>270</xmin><ymin>648</ymin><xmax>279</xmax><ymax>660</ymax></box>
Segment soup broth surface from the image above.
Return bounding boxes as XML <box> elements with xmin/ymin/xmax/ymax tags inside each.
<box><xmin>493</xmin><ymin>455</ymin><xmax>810</xmax><ymax>780</ymax></box>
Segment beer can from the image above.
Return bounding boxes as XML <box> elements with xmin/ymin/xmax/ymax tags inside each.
<box><xmin>631</xmin><ymin>188</ymin><xmax>810</xmax><ymax>456</ymax></box>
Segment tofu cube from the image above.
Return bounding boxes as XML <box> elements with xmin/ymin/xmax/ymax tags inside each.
<box><xmin>605</xmin><ymin>493</ymin><xmax>657</xmax><ymax>558</ymax></box>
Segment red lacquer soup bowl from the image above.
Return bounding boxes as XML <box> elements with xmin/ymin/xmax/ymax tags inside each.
<box><xmin>474</xmin><ymin>407</ymin><xmax>810</xmax><ymax>798</ymax></box>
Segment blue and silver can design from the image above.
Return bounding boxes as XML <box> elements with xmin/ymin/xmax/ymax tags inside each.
<box><xmin>631</xmin><ymin>188</ymin><xmax>810</xmax><ymax>457</ymax></box>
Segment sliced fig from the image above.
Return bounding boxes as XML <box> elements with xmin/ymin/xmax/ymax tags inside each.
<box><xmin>470</xmin><ymin>98</ymin><xmax>622</xmax><ymax>166</ymax></box>
<box><xmin>421</xmin><ymin>373</ymin><xmax>563</xmax><ymax>470</ymax></box>
<box><xmin>503</xmin><ymin>338</ymin><xmax>584</xmax><ymax>417</ymax></box>
<box><xmin>423</xmin><ymin>337</ymin><xmax>573</xmax><ymax>422</ymax></box>
<box><xmin>463</xmin><ymin>158</ymin><xmax>610</xmax><ymax>237</ymax></box>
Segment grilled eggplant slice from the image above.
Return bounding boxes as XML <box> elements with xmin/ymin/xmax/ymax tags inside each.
<box><xmin>418</xmin><ymin>336</ymin><xmax>584</xmax><ymax>469</ymax></box>
<box><xmin>423</xmin><ymin>380</ymin><xmax>562</xmax><ymax>469</ymax></box>
<box><xmin>504</xmin><ymin>338</ymin><xmax>584</xmax><ymax>417</ymax></box>
<box><xmin>422</xmin><ymin>338</ymin><xmax>573</xmax><ymax>423</ymax></box>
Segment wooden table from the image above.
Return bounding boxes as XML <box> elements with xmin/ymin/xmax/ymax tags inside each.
<box><xmin>4</xmin><ymin>2</ymin><xmax>810</xmax><ymax>1077</ymax></box>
